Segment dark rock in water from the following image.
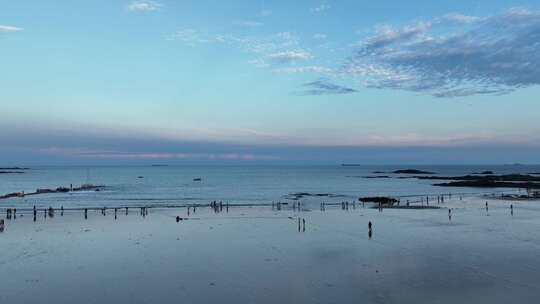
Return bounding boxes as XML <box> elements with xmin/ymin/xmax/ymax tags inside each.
<box><xmin>418</xmin><ymin>174</ymin><xmax>540</xmax><ymax>182</ymax></box>
<box><xmin>341</xmin><ymin>164</ymin><xmax>362</xmax><ymax>166</ymax></box>
<box><xmin>393</xmin><ymin>169</ymin><xmax>436</xmax><ymax>174</ymax></box>
<box><xmin>1</xmin><ymin>184</ymin><xmax>105</xmax><ymax>200</ymax></box>
<box><xmin>376</xmin><ymin>205</ymin><xmax>440</xmax><ymax>209</ymax></box>
<box><xmin>193</xmin><ymin>178</ymin><xmax>202</xmax><ymax>181</ymax></box>
<box><xmin>361</xmin><ymin>176</ymin><xmax>391</xmax><ymax>179</ymax></box>
<box><xmin>56</xmin><ymin>187</ymin><xmax>70</xmax><ymax>193</ymax></box>
<box><xmin>284</xmin><ymin>192</ymin><xmax>347</xmax><ymax>200</ymax></box>
<box><xmin>36</xmin><ymin>188</ymin><xmax>55</xmax><ymax>194</ymax></box>
<box><xmin>0</xmin><ymin>167</ymin><xmax>29</xmax><ymax>170</ymax></box>
<box><xmin>359</xmin><ymin>196</ymin><xmax>399</xmax><ymax>205</ymax></box>
<box><xmin>434</xmin><ymin>180</ymin><xmax>540</xmax><ymax>188</ymax></box>
<box><xmin>137</xmin><ymin>176</ymin><xmax>144</xmax><ymax>179</ymax></box>
<box><xmin>372</xmin><ymin>171</ymin><xmax>386</xmax><ymax>174</ymax></box>
<box><xmin>0</xmin><ymin>171</ymin><xmax>25</xmax><ymax>174</ymax></box>
<box><xmin>0</xmin><ymin>192</ymin><xmax>25</xmax><ymax>199</ymax></box>
<box><xmin>529</xmin><ymin>172</ymin><xmax>540</xmax><ymax>175</ymax></box>
<box><xmin>472</xmin><ymin>171</ymin><xmax>494</xmax><ymax>175</ymax></box>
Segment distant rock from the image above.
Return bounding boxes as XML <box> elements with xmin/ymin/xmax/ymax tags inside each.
<box><xmin>392</xmin><ymin>169</ymin><xmax>436</xmax><ymax>174</ymax></box>
<box><xmin>472</xmin><ymin>171</ymin><xmax>494</xmax><ymax>175</ymax></box>
<box><xmin>428</xmin><ymin>173</ymin><xmax>540</xmax><ymax>188</ymax></box>
<box><xmin>285</xmin><ymin>192</ymin><xmax>346</xmax><ymax>200</ymax></box>
<box><xmin>0</xmin><ymin>167</ymin><xmax>29</xmax><ymax>170</ymax></box>
<box><xmin>434</xmin><ymin>180</ymin><xmax>540</xmax><ymax>189</ymax></box>
<box><xmin>417</xmin><ymin>174</ymin><xmax>540</xmax><ymax>182</ymax></box>
<box><xmin>359</xmin><ymin>196</ymin><xmax>398</xmax><ymax>205</ymax></box>
<box><xmin>0</xmin><ymin>171</ymin><xmax>24</xmax><ymax>174</ymax></box>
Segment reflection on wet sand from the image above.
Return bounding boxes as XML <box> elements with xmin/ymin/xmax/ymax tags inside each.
<box><xmin>0</xmin><ymin>194</ymin><xmax>538</xmax><ymax>304</ymax></box>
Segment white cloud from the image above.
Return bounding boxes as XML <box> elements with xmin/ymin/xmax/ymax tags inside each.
<box><xmin>128</xmin><ymin>0</ymin><xmax>162</xmax><ymax>12</ymax></box>
<box><xmin>313</xmin><ymin>33</ymin><xmax>327</xmax><ymax>40</ymax></box>
<box><xmin>441</xmin><ymin>13</ymin><xmax>482</xmax><ymax>24</ymax></box>
<box><xmin>345</xmin><ymin>8</ymin><xmax>540</xmax><ymax>97</ymax></box>
<box><xmin>168</xmin><ymin>29</ymin><xmax>312</xmax><ymax>68</ymax></box>
<box><xmin>311</xmin><ymin>4</ymin><xmax>331</xmax><ymax>13</ymax></box>
<box><xmin>267</xmin><ymin>50</ymin><xmax>312</xmax><ymax>64</ymax></box>
<box><xmin>234</xmin><ymin>20</ymin><xmax>264</xmax><ymax>27</ymax></box>
<box><xmin>0</xmin><ymin>25</ymin><xmax>23</xmax><ymax>32</ymax></box>
<box><xmin>273</xmin><ymin>66</ymin><xmax>332</xmax><ymax>74</ymax></box>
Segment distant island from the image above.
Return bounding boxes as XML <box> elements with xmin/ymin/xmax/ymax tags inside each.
<box><xmin>0</xmin><ymin>167</ymin><xmax>29</xmax><ymax>170</ymax></box>
<box><xmin>471</xmin><ymin>171</ymin><xmax>494</xmax><ymax>174</ymax></box>
<box><xmin>413</xmin><ymin>174</ymin><xmax>540</xmax><ymax>189</ymax></box>
<box><xmin>392</xmin><ymin>169</ymin><xmax>436</xmax><ymax>174</ymax></box>
<box><xmin>368</xmin><ymin>169</ymin><xmax>436</xmax><ymax>174</ymax></box>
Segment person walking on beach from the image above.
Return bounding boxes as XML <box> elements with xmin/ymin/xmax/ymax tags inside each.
<box><xmin>448</xmin><ymin>209</ymin><xmax>452</xmax><ymax>221</ymax></box>
<box><xmin>368</xmin><ymin>221</ymin><xmax>373</xmax><ymax>239</ymax></box>
<box><xmin>510</xmin><ymin>204</ymin><xmax>514</xmax><ymax>216</ymax></box>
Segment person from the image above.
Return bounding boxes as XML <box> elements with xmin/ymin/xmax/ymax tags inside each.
<box><xmin>448</xmin><ymin>209</ymin><xmax>452</xmax><ymax>221</ymax></box>
<box><xmin>176</xmin><ymin>216</ymin><xmax>180</xmax><ymax>223</ymax></box>
<box><xmin>0</xmin><ymin>219</ymin><xmax>4</xmax><ymax>232</ymax></box>
<box><xmin>368</xmin><ymin>221</ymin><xmax>373</xmax><ymax>239</ymax></box>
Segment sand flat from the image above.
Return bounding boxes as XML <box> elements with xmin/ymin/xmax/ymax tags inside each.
<box><xmin>1</xmin><ymin>197</ymin><xmax>540</xmax><ymax>303</ymax></box>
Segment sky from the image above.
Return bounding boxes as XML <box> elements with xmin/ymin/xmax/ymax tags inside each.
<box><xmin>1</xmin><ymin>0</ymin><xmax>540</xmax><ymax>165</ymax></box>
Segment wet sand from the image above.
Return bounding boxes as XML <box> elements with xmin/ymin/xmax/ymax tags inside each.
<box><xmin>1</xmin><ymin>197</ymin><xmax>540</xmax><ymax>304</ymax></box>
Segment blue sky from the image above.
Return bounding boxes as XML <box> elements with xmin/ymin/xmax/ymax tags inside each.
<box><xmin>1</xmin><ymin>0</ymin><xmax>540</xmax><ymax>164</ymax></box>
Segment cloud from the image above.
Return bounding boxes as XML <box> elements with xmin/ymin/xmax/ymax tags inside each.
<box><xmin>128</xmin><ymin>0</ymin><xmax>162</xmax><ymax>12</ymax></box>
<box><xmin>345</xmin><ymin>8</ymin><xmax>540</xmax><ymax>97</ymax></box>
<box><xmin>313</xmin><ymin>33</ymin><xmax>327</xmax><ymax>40</ymax></box>
<box><xmin>234</xmin><ymin>20</ymin><xmax>264</xmax><ymax>27</ymax></box>
<box><xmin>311</xmin><ymin>4</ymin><xmax>331</xmax><ymax>13</ymax></box>
<box><xmin>273</xmin><ymin>66</ymin><xmax>332</xmax><ymax>74</ymax></box>
<box><xmin>441</xmin><ymin>13</ymin><xmax>482</xmax><ymax>24</ymax></box>
<box><xmin>300</xmin><ymin>79</ymin><xmax>357</xmax><ymax>95</ymax></box>
<box><xmin>361</xmin><ymin>22</ymin><xmax>432</xmax><ymax>51</ymax></box>
<box><xmin>0</xmin><ymin>25</ymin><xmax>23</xmax><ymax>32</ymax></box>
<box><xmin>168</xmin><ymin>29</ymin><xmax>314</xmax><ymax>68</ymax></box>
<box><xmin>42</xmin><ymin>148</ymin><xmax>280</xmax><ymax>161</ymax></box>
<box><xmin>267</xmin><ymin>50</ymin><xmax>312</xmax><ymax>64</ymax></box>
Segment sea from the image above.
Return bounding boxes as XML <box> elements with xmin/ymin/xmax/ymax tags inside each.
<box><xmin>1</xmin><ymin>164</ymin><xmax>538</xmax><ymax>209</ymax></box>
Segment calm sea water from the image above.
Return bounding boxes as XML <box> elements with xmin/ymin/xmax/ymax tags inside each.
<box><xmin>1</xmin><ymin>165</ymin><xmax>538</xmax><ymax>209</ymax></box>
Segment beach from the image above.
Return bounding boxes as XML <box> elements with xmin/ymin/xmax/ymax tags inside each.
<box><xmin>2</xmin><ymin>195</ymin><xmax>540</xmax><ymax>304</ymax></box>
